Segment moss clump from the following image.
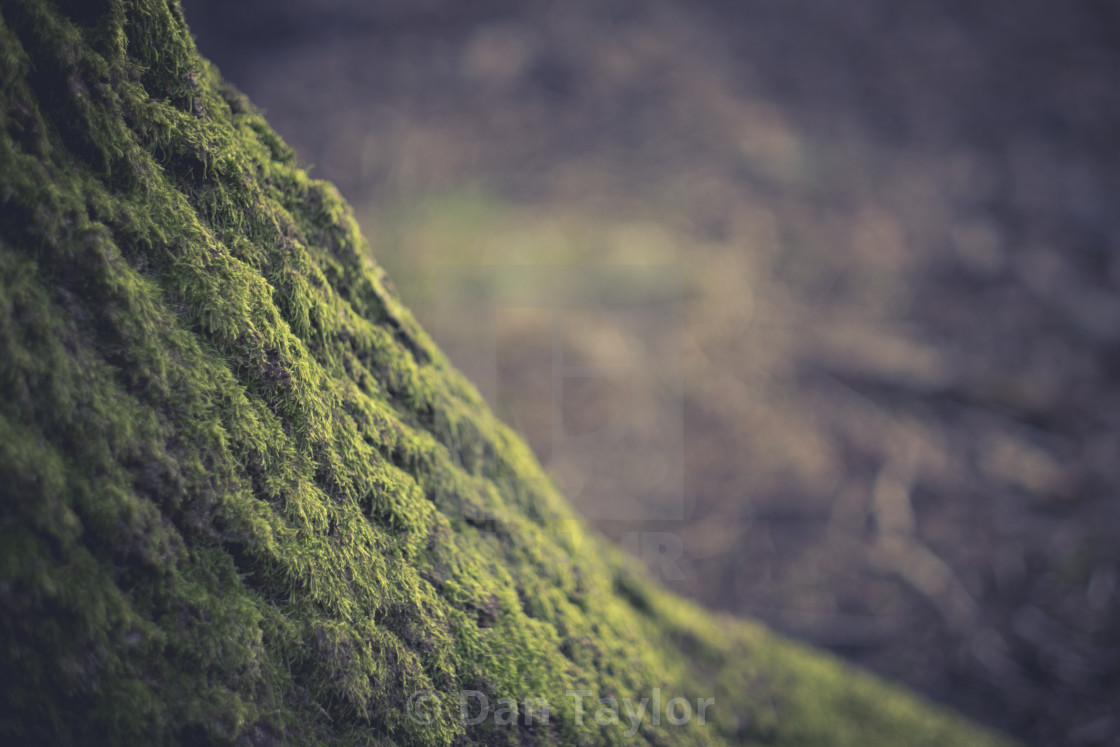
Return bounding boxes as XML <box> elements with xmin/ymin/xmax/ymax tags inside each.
<box><xmin>0</xmin><ymin>1</ymin><xmax>1012</xmax><ymax>745</ymax></box>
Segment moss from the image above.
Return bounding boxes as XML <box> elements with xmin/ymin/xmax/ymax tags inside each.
<box><xmin>0</xmin><ymin>1</ymin><xmax>1013</xmax><ymax>745</ymax></box>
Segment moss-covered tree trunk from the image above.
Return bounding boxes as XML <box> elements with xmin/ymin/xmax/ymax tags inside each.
<box><xmin>0</xmin><ymin>1</ymin><xmax>1012</xmax><ymax>744</ymax></box>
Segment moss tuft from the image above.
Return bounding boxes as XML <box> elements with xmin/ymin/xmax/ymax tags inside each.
<box><xmin>0</xmin><ymin>1</ymin><xmax>1013</xmax><ymax>745</ymax></box>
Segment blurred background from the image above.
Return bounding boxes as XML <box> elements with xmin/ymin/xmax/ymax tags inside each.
<box><xmin>181</xmin><ymin>1</ymin><xmax>1120</xmax><ymax>743</ymax></box>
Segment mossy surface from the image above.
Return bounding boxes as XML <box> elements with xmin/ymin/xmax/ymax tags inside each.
<box><xmin>0</xmin><ymin>1</ymin><xmax>1012</xmax><ymax>745</ymax></box>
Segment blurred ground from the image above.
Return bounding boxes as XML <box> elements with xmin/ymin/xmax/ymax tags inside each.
<box><xmin>183</xmin><ymin>1</ymin><xmax>1120</xmax><ymax>744</ymax></box>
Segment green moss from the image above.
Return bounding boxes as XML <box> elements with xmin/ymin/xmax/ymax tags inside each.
<box><xmin>0</xmin><ymin>1</ymin><xmax>1013</xmax><ymax>745</ymax></box>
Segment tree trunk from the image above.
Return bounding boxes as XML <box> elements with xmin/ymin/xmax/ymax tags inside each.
<box><xmin>0</xmin><ymin>1</ymin><xmax>1011</xmax><ymax>744</ymax></box>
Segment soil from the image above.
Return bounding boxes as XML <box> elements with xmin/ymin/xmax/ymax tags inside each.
<box><xmin>183</xmin><ymin>1</ymin><xmax>1120</xmax><ymax>744</ymax></box>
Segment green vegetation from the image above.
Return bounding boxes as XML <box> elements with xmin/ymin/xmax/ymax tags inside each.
<box><xmin>0</xmin><ymin>1</ymin><xmax>1012</xmax><ymax>744</ymax></box>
